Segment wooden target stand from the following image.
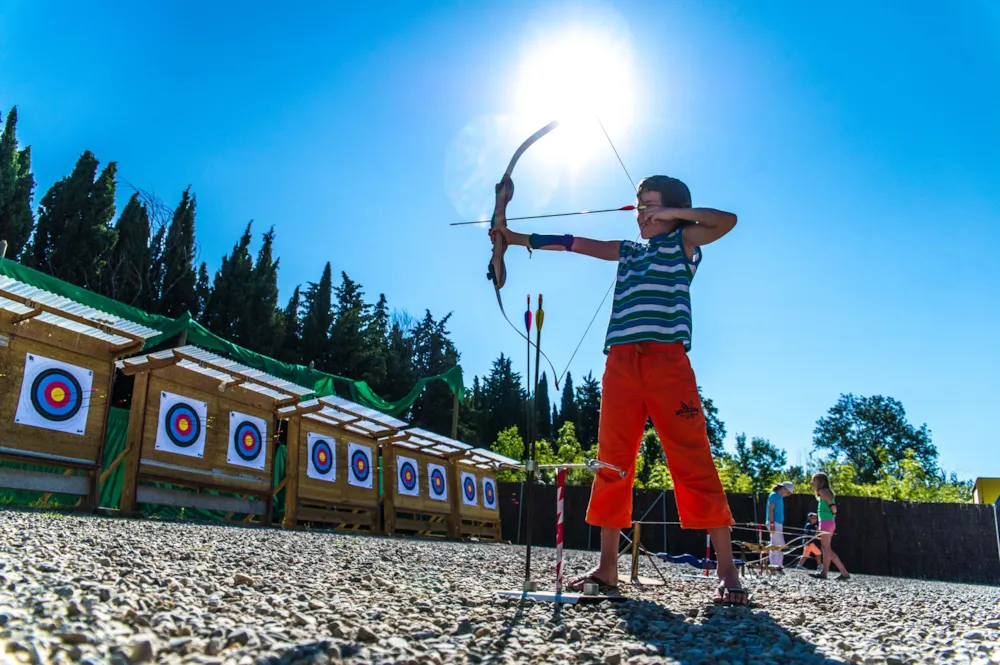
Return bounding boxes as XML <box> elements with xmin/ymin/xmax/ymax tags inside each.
<box><xmin>279</xmin><ymin>395</ymin><xmax>406</xmax><ymax>533</ymax></box>
<box><xmin>0</xmin><ymin>279</ymin><xmax>153</xmax><ymax>509</ymax></box>
<box><xmin>117</xmin><ymin>346</ymin><xmax>311</xmax><ymax>523</ymax></box>
<box><xmin>452</xmin><ymin>447</ymin><xmax>515</xmax><ymax>542</ymax></box>
<box><xmin>379</xmin><ymin>427</ymin><xmax>474</xmax><ymax>539</ymax></box>
<box><xmin>494</xmin><ymin>460</ymin><xmax>629</xmax><ymax>605</ymax></box>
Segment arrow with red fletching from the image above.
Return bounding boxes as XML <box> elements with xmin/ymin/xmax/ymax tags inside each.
<box><xmin>450</xmin><ymin>204</ymin><xmax>646</xmax><ymax>226</ymax></box>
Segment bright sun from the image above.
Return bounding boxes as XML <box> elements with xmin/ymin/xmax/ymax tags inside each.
<box><xmin>514</xmin><ymin>25</ymin><xmax>636</xmax><ymax>169</ymax></box>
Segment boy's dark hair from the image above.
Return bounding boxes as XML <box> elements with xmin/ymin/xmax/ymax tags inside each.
<box><xmin>637</xmin><ymin>175</ymin><xmax>692</xmax><ymax>208</ymax></box>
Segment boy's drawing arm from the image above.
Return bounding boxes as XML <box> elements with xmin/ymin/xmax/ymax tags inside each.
<box><xmin>676</xmin><ymin>207</ymin><xmax>738</xmax><ymax>252</ymax></box>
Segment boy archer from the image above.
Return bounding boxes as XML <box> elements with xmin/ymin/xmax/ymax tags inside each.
<box><xmin>489</xmin><ymin>175</ymin><xmax>748</xmax><ymax>605</ymax></box>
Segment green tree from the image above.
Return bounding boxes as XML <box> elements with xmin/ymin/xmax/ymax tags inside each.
<box><xmin>636</xmin><ymin>428</ymin><xmax>665</xmax><ymax>487</ymax></box>
<box><xmin>408</xmin><ymin>310</ymin><xmax>462</xmax><ymax>435</ymax></box>
<box><xmin>330</xmin><ymin>272</ymin><xmax>383</xmax><ymax>387</ymax></box>
<box><xmin>575</xmin><ymin>371</ymin><xmax>601</xmax><ymax>451</ymax></box>
<box><xmin>366</xmin><ymin>294</ymin><xmax>392</xmax><ymax>395</ymax></box>
<box><xmin>193</xmin><ymin>263</ymin><xmax>211</xmax><ymax>319</ymax></box>
<box><xmin>300</xmin><ymin>262</ymin><xmax>335</xmax><ymax>368</ymax></box>
<box><xmin>243</xmin><ymin>226</ymin><xmax>283</xmax><ymax>355</ymax></box>
<box><xmin>383</xmin><ymin>313</ymin><xmax>416</xmax><ymax>401</ymax></box>
<box><xmin>277</xmin><ymin>285</ymin><xmax>302</xmax><ymax>364</ymax></box>
<box><xmin>202</xmin><ymin>222</ymin><xmax>253</xmax><ymax>339</ymax></box>
<box><xmin>157</xmin><ymin>187</ymin><xmax>198</xmax><ymax>317</ymax></box>
<box><xmin>534</xmin><ymin>372</ymin><xmax>553</xmax><ymax>441</ymax></box>
<box><xmin>813</xmin><ymin>393</ymin><xmax>937</xmax><ymax>483</ymax></box>
<box><xmin>556</xmin><ymin>372</ymin><xmax>578</xmax><ymax>432</ymax></box>
<box><xmin>699</xmin><ymin>386</ymin><xmax>727</xmax><ymax>457</ymax></box>
<box><xmin>0</xmin><ymin>107</ymin><xmax>35</xmax><ymax>258</ymax></box>
<box><xmin>100</xmin><ymin>193</ymin><xmax>151</xmax><ymax>305</ymax></box>
<box><xmin>478</xmin><ymin>354</ymin><xmax>527</xmax><ymax>450</ymax></box>
<box><xmin>28</xmin><ymin>150</ymin><xmax>117</xmax><ymax>289</ymax></box>
<box><xmin>146</xmin><ymin>224</ymin><xmax>167</xmax><ymax>311</ymax></box>
<box><xmin>733</xmin><ymin>432</ymin><xmax>788</xmax><ymax>492</ymax></box>
<box><xmin>493</xmin><ymin>426</ymin><xmax>526</xmax><ymax>483</ymax></box>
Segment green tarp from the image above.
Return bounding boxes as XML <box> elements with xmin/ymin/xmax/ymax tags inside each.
<box><xmin>0</xmin><ymin>258</ymin><xmax>463</xmax><ymax>415</ymax></box>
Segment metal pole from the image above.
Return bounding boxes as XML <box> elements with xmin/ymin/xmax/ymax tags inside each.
<box><xmin>450</xmin><ymin>390</ymin><xmax>459</xmax><ymax>439</ymax></box>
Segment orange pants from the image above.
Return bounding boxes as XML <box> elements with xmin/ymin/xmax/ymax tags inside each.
<box><xmin>586</xmin><ymin>341</ymin><xmax>734</xmax><ymax>530</ymax></box>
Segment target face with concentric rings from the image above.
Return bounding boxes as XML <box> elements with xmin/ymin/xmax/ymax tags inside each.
<box><xmin>165</xmin><ymin>403</ymin><xmax>201</xmax><ymax>448</ymax></box>
<box><xmin>30</xmin><ymin>368</ymin><xmax>83</xmax><ymax>422</ymax></box>
<box><xmin>347</xmin><ymin>442</ymin><xmax>374</xmax><ymax>489</ymax></box>
<box><xmin>461</xmin><ymin>472</ymin><xmax>478</xmax><ymax>507</ymax></box>
<box><xmin>428</xmin><ymin>463</ymin><xmax>447</xmax><ymax>501</ymax></box>
<box><xmin>483</xmin><ymin>478</ymin><xmax>497</xmax><ymax>509</ymax></box>
<box><xmin>400</xmin><ymin>460</ymin><xmax>417</xmax><ymax>491</ymax></box>
<box><xmin>313</xmin><ymin>440</ymin><xmax>333</xmax><ymax>473</ymax></box>
<box><xmin>154</xmin><ymin>392</ymin><xmax>208</xmax><ymax>458</ymax></box>
<box><xmin>306</xmin><ymin>432</ymin><xmax>336</xmax><ymax>481</ymax></box>
<box><xmin>226</xmin><ymin>411</ymin><xmax>268</xmax><ymax>470</ymax></box>
<box><xmin>15</xmin><ymin>354</ymin><xmax>94</xmax><ymax>435</ymax></box>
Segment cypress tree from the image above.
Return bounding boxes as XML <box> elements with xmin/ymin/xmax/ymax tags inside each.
<box><xmin>203</xmin><ymin>222</ymin><xmax>253</xmax><ymax>339</ymax></box>
<box><xmin>101</xmin><ymin>192</ymin><xmax>151</xmax><ymax>305</ymax></box>
<box><xmin>575</xmin><ymin>371</ymin><xmax>601</xmax><ymax>450</ymax></box>
<box><xmin>146</xmin><ymin>224</ymin><xmax>167</xmax><ymax>311</ymax></box>
<box><xmin>244</xmin><ymin>226</ymin><xmax>283</xmax><ymax>355</ymax></box>
<box><xmin>193</xmin><ymin>263</ymin><xmax>211</xmax><ymax>319</ymax></box>
<box><xmin>277</xmin><ymin>286</ymin><xmax>302</xmax><ymax>364</ymax></box>
<box><xmin>158</xmin><ymin>187</ymin><xmax>198</xmax><ymax>317</ymax></box>
<box><xmin>0</xmin><ymin>107</ymin><xmax>35</xmax><ymax>258</ymax></box>
<box><xmin>28</xmin><ymin>151</ymin><xmax>116</xmax><ymax>289</ymax></box>
<box><xmin>300</xmin><ymin>263</ymin><xmax>334</xmax><ymax>369</ymax></box>
<box><xmin>535</xmin><ymin>371</ymin><xmax>552</xmax><ymax>441</ymax></box>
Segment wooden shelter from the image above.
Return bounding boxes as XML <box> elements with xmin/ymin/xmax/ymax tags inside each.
<box><xmin>0</xmin><ymin>274</ymin><xmax>158</xmax><ymax>508</ymax></box>
<box><xmin>452</xmin><ymin>447</ymin><xmax>518</xmax><ymax>541</ymax></box>
<box><xmin>380</xmin><ymin>427</ymin><xmax>474</xmax><ymax>538</ymax></box>
<box><xmin>117</xmin><ymin>345</ymin><xmax>312</xmax><ymax>522</ymax></box>
<box><xmin>279</xmin><ymin>395</ymin><xmax>406</xmax><ymax>532</ymax></box>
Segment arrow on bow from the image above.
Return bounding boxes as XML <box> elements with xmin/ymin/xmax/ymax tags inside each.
<box><xmin>486</xmin><ymin>119</ymin><xmax>638</xmax><ymax>390</ymax></box>
<box><xmin>450</xmin><ymin>204</ymin><xmax>644</xmax><ymax>226</ymax></box>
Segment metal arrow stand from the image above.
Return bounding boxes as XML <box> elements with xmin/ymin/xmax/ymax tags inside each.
<box><xmin>495</xmin><ymin>294</ymin><xmax>628</xmax><ymax>604</ymax></box>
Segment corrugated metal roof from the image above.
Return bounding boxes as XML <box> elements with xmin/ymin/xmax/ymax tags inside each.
<box><xmin>391</xmin><ymin>427</ymin><xmax>473</xmax><ymax>457</ymax></box>
<box><xmin>119</xmin><ymin>345</ymin><xmax>313</xmax><ymax>401</ymax></box>
<box><xmin>279</xmin><ymin>394</ymin><xmax>408</xmax><ymax>438</ymax></box>
<box><xmin>461</xmin><ymin>447</ymin><xmax>519</xmax><ymax>470</ymax></box>
<box><xmin>0</xmin><ymin>275</ymin><xmax>161</xmax><ymax>346</ymax></box>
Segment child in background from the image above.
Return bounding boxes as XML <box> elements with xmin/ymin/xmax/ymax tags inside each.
<box><xmin>811</xmin><ymin>472</ymin><xmax>850</xmax><ymax>580</ymax></box>
<box><xmin>797</xmin><ymin>512</ymin><xmax>823</xmax><ymax>569</ymax></box>
<box><xmin>766</xmin><ymin>481</ymin><xmax>794</xmax><ymax>572</ymax></box>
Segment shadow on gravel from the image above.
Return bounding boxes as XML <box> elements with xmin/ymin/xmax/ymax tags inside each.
<box><xmin>491</xmin><ymin>596</ymin><xmax>844</xmax><ymax>665</ymax></box>
<box><xmin>610</xmin><ymin>599</ymin><xmax>844</xmax><ymax>665</ymax></box>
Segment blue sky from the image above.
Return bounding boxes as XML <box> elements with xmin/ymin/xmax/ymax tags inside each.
<box><xmin>2</xmin><ymin>1</ymin><xmax>998</xmax><ymax>480</ymax></box>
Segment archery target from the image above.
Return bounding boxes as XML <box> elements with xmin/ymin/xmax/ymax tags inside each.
<box><xmin>226</xmin><ymin>411</ymin><xmax>267</xmax><ymax>470</ymax></box>
<box><xmin>306</xmin><ymin>432</ymin><xmax>336</xmax><ymax>481</ymax></box>
<box><xmin>396</xmin><ymin>455</ymin><xmax>419</xmax><ymax>497</ymax></box>
<box><xmin>461</xmin><ymin>471</ymin><xmax>478</xmax><ymax>507</ymax></box>
<box><xmin>14</xmin><ymin>354</ymin><xmax>93</xmax><ymax>435</ymax></box>
<box><xmin>154</xmin><ymin>392</ymin><xmax>208</xmax><ymax>458</ymax></box>
<box><xmin>348</xmin><ymin>442</ymin><xmax>373</xmax><ymax>489</ymax></box>
<box><xmin>427</xmin><ymin>463</ymin><xmax>448</xmax><ymax>502</ymax></box>
<box><xmin>483</xmin><ymin>476</ymin><xmax>498</xmax><ymax>510</ymax></box>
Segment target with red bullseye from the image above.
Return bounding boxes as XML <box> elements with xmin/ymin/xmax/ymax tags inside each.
<box><xmin>226</xmin><ymin>411</ymin><xmax>268</xmax><ymax>470</ymax></box>
<box><xmin>483</xmin><ymin>477</ymin><xmax>498</xmax><ymax>510</ymax></box>
<box><xmin>154</xmin><ymin>392</ymin><xmax>207</xmax><ymax>458</ymax></box>
<box><xmin>14</xmin><ymin>354</ymin><xmax>93</xmax><ymax>435</ymax></box>
<box><xmin>428</xmin><ymin>463</ymin><xmax>447</xmax><ymax>501</ymax></box>
<box><xmin>306</xmin><ymin>432</ymin><xmax>336</xmax><ymax>481</ymax></box>
<box><xmin>348</xmin><ymin>442</ymin><xmax>373</xmax><ymax>489</ymax></box>
<box><xmin>396</xmin><ymin>455</ymin><xmax>419</xmax><ymax>496</ymax></box>
<box><xmin>461</xmin><ymin>471</ymin><xmax>478</xmax><ymax>507</ymax></box>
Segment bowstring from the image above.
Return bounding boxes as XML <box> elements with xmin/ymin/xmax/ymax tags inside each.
<box><xmin>550</xmin><ymin>117</ymin><xmax>639</xmax><ymax>388</ymax></box>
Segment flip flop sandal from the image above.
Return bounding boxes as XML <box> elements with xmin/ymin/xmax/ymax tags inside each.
<box><xmin>713</xmin><ymin>584</ymin><xmax>753</xmax><ymax>607</ymax></box>
<box><xmin>567</xmin><ymin>574</ymin><xmax>619</xmax><ymax>594</ymax></box>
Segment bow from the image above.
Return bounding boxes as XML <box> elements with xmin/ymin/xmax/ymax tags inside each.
<box><xmin>487</xmin><ymin>119</ymin><xmax>636</xmax><ymax>390</ymax></box>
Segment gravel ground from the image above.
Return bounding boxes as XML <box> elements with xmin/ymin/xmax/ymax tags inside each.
<box><xmin>1</xmin><ymin>510</ymin><xmax>998</xmax><ymax>665</ymax></box>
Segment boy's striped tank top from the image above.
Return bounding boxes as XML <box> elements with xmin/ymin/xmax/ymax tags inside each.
<box><xmin>604</xmin><ymin>227</ymin><xmax>700</xmax><ymax>352</ymax></box>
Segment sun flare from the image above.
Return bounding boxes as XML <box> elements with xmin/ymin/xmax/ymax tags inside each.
<box><xmin>514</xmin><ymin>25</ymin><xmax>636</xmax><ymax>169</ymax></box>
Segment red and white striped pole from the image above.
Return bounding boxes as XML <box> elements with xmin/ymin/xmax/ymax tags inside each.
<box><xmin>555</xmin><ymin>468</ymin><xmax>566</xmax><ymax>594</ymax></box>
<box><xmin>704</xmin><ymin>533</ymin><xmax>712</xmax><ymax>577</ymax></box>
